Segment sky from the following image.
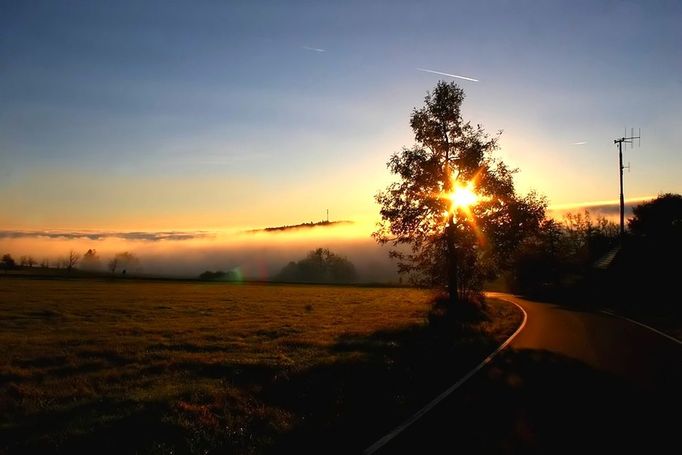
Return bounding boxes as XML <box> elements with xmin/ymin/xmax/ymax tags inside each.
<box><xmin>1</xmin><ymin>1</ymin><xmax>681</xmax><ymax>248</ymax></box>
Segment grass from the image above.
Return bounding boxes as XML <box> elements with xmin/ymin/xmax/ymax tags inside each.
<box><xmin>0</xmin><ymin>276</ymin><xmax>521</xmax><ymax>454</ymax></box>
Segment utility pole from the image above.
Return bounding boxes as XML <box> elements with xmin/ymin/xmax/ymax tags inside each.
<box><xmin>613</xmin><ymin>128</ymin><xmax>640</xmax><ymax>239</ymax></box>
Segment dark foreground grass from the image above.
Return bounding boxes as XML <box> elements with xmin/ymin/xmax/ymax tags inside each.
<box><xmin>0</xmin><ymin>277</ymin><xmax>521</xmax><ymax>454</ymax></box>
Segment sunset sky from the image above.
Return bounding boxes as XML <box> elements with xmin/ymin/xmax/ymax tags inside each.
<box><xmin>2</xmin><ymin>0</ymin><xmax>681</xmax><ymax>233</ymax></box>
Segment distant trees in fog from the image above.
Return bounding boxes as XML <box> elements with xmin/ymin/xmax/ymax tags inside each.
<box><xmin>0</xmin><ymin>249</ymin><xmax>142</xmax><ymax>275</ymax></box>
<box><xmin>199</xmin><ymin>270</ymin><xmax>239</xmax><ymax>281</ymax></box>
<box><xmin>66</xmin><ymin>250</ymin><xmax>81</xmax><ymax>271</ymax></box>
<box><xmin>1</xmin><ymin>254</ymin><xmax>16</xmax><ymax>270</ymax></box>
<box><xmin>276</xmin><ymin>248</ymin><xmax>357</xmax><ymax>284</ymax></box>
<box><xmin>80</xmin><ymin>249</ymin><xmax>101</xmax><ymax>271</ymax></box>
<box><xmin>19</xmin><ymin>256</ymin><xmax>36</xmax><ymax>267</ymax></box>
<box><xmin>107</xmin><ymin>252</ymin><xmax>140</xmax><ymax>274</ymax></box>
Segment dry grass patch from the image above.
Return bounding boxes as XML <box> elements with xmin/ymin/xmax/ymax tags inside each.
<box><xmin>0</xmin><ymin>277</ymin><xmax>521</xmax><ymax>453</ymax></box>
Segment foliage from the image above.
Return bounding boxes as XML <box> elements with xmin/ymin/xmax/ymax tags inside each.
<box><xmin>1</xmin><ymin>253</ymin><xmax>16</xmax><ymax>270</ymax></box>
<box><xmin>66</xmin><ymin>250</ymin><xmax>80</xmax><ymax>271</ymax></box>
<box><xmin>108</xmin><ymin>251</ymin><xmax>140</xmax><ymax>274</ymax></box>
<box><xmin>276</xmin><ymin>248</ymin><xmax>357</xmax><ymax>283</ymax></box>
<box><xmin>374</xmin><ymin>81</ymin><xmax>546</xmax><ymax>300</ymax></box>
<box><xmin>508</xmin><ymin>210</ymin><xmax>619</xmax><ymax>296</ymax></box>
<box><xmin>199</xmin><ymin>270</ymin><xmax>239</xmax><ymax>281</ymax></box>
<box><xmin>80</xmin><ymin>249</ymin><xmax>101</xmax><ymax>271</ymax></box>
<box><xmin>628</xmin><ymin>193</ymin><xmax>682</xmax><ymax>241</ymax></box>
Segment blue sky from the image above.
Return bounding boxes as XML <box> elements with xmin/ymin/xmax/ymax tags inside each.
<box><xmin>1</xmin><ymin>0</ymin><xmax>681</xmax><ymax>230</ymax></box>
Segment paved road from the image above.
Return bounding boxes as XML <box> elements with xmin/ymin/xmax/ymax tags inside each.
<box><xmin>373</xmin><ymin>293</ymin><xmax>682</xmax><ymax>453</ymax></box>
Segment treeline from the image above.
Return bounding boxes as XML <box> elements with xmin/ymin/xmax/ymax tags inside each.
<box><xmin>0</xmin><ymin>249</ymin><xmax>140</xmax><ymax>274</ymax></box>
<box><xmin>509</xmin><ymin>193</ymin><xmax>682</xmax><ymax>315</ymax></box>
<box><xmin>276</xmin><ymin>248</ymin><xmax>357</xmax><ymax>283</ymax></box>
<box><xmin>197</xmin><ymin>248</ymin><xmax>357</xmax><ymax>284</ymax></box>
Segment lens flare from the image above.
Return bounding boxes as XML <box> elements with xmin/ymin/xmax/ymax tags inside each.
<box><xmin>449</xmin><ymin>183</ymin><xmax>479</xmax><ymax>209</ymax></box>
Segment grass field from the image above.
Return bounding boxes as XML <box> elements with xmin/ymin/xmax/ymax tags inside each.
<box><xmin>0</xmin><ymin>276</ymin><xmax>521</xmax><ymax>454</ymax></box>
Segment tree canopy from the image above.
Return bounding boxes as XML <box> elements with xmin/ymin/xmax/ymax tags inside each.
<box><xmin>374</xmin><ymin>81</ymin><xmax>545</xmax><ymax>301</ymax></box>
<box><xmin>628</xmin><ymin>193</ymin><xmax>682</xmax><ymax>241</ymax></box>
<box><xmin>276</xmin><ymin>248</ymin><xmax>357</xmax><ymax>284</ymax></box>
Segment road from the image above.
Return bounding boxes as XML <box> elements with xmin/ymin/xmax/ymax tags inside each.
<box><xmin>371</xmin><ymin>293</ymin><xmax>682</xmax><ymax>453</ymax></box>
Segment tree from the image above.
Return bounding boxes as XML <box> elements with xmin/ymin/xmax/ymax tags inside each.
<box><xmin>81</xmin><ymin>249</ymin><xmax>101</xmax><ymax>271</ymax></box>
<box><xmin>19</xmin><ymin>256</ymin><xmax>36</xmax><ymax>267</ymax></box>
<box><xmin>628</xmin><ymin>193</ymin><xmax>682</xmax><ymax>241</ymax></box>
<box><xmin>199</xmin><ymin>270</ymin><xmax>239</xmax><ymax>281</ymax></box>
<box><xmin>276</xmin><ymin>248</ymin><xmax>357</xmax><ymax>283</ymax></box>
<box><xmin>66</xmin><ymin>250</ymin><xmax>81</xmax><ymax>271</ymax></box>
<box><xmin>1</xmin><ymin>253</ymin><xmax>16</xmax><ymax>270</ymax></box>
<box><xmin>374</xmin><ymin>81</ymin><xmax>545</xmax><ymax>305</ymax></box>
<box><xmin>108</xmin><ymin>252</ymin><xmax>140</xmax><ymax>274</ymax></box>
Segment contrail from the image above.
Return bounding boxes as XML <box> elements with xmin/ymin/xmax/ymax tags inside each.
<box><xmin>416</xmin><ymin>68</ymin><xmax>479</xmax><ymax>82</ymax></box>
<box><xmin>573</xmin><ymin>141</ymin><xmax>587</xmax><ymax>145</ymax></box>
<box><xmin>302</xmin><ymin>46</ymin><xmax>326</xmax><ymax>53</ymax></box>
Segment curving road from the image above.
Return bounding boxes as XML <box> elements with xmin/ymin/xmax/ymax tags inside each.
<box><xmin>371</xmin><ymin>293</ymin><xmax>682</xmax><ymax>453</ymax></box>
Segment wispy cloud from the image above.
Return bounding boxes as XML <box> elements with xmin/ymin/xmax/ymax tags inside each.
<box><xmin>302</xmin><ymin>46</ymin><xmax>326</xmax><ymax>53</ymax></box>
<box><xmin>416</xmin><ymin>68</ymin><xmax>479</xmax><ymax>82</ymax></box>
<box><xmin>573</xmin><ymin>141</ymin><xmax>588</xmax><ymax>145</ymax></box>
<box><xmin>0</xmin><ymin>230</ymin><xmax>211</xmax><ymax>242</ymax></box>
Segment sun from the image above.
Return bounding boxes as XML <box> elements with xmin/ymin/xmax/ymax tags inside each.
<box><xmin>449</xmin><ymin>182</ymin><xmax>479</xmax><ymax>209</ymax></box>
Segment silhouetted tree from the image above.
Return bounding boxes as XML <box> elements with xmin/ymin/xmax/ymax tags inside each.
<box><xmin>199</xmin><ymin>270</ymin><xmax>239</xmax><ymax>281</ymax></box>
<box><xmin>66</xmin><ymin>250</ymin><xmax>80</xmax><ymax>271</ymax></box>
<box><xmin>619</xmin><ymin>193</ymin><xmax>682</xmax><ymax>308</ymax></box>
<box><xmin>374</xmin><ymin>81</ymin><xmax>545</xmax><ymax>305</ymax></box>
<box><xmin>81</xmin><ymin>249</ymin><xmax>101</xmax><ymax>271</ymax></box>
<box><xmin>508</xmin><ymin>211</ymin><xmax>619</xmax><ymax>297</ymax></box>
<box><xmin>108</xmin><ymin>252</ymin><xmax>140</xmax><ymax>274</ymax></box>
<box><xmin>40</xmin><ymin>258</ymin><xmax>49</xmax><ymax>269</ymax></box>
<box><xmin>1</xmin><ymin>253</ymin><xmax>16</xmax><ymax>270</ymax></box>
<box><xmin>277</xmin><ymin>248</ymin><xmax>357</xmax><ymax>283</ymax></box>
<box><xmin>628</xmin><ymin>193</ymin><xmax>682</xmax><ymax>241</ymax></box>
<box><xmin>19</xmin><ymin>256</ymin><xmax>36</xmax><ymax>267</ymax></box>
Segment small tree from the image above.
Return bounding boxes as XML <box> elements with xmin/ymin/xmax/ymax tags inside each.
<box><xmin>1</xmin><ymin>254</ymin><xmax>16</xmax><ymax>270</ymax></box>
<box><xmin>109</xmin><ymin>252</ymin><xmax>140</xmax><ymax>274</ymax></box>
<box><xmin>277</xmin><ymin>248</ymin><xmax>357</xmax><ymax>283</ymax></box>
<box><xmin>81</xmin><ymin>249</ymin><xmax>101</xmax><ymax>271</ymax></box>
<box><xmin>26</xmin><ymin>256</ymin><xmax>36</xmax><ymax>268</ymax></box>
<box><xmin>66</xmin><ymin>250</ymin><xmax>80</xmax><ymax>271</ymax></box>
<box><xmin>40</xmin><ymin>258</ymin><xmax>50</xmax><ymax>269</ymax></box>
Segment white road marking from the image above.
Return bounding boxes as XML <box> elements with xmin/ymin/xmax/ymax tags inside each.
<box><xmin>600</xmin><ymin>310</ymin><xmax>681</xmax><ymax>345</ymax></box>
<box><xmin>363</xmin><ymin>297</ymin><xmax>527</xmax><ymax>454</ymax></box>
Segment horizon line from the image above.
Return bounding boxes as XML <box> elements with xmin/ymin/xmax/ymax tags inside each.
<box><xmin>549</xmin><ymin>195</ymin><xmax>656</xmax><ymax>211</ymax></box>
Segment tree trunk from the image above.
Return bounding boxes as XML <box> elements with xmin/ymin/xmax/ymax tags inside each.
<box><xmin>446</xmin><ymin>217</ymin><xmax>458</xmax><ymax>305</ymax></box>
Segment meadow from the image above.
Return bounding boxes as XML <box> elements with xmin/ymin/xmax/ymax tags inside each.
<box><xmin>0</xmin><ymin>277</ymin><xmax>521</xmax><ymax>454</ymax></box>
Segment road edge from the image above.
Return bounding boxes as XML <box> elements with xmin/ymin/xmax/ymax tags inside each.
<box><xmin>600</xmin><ymin>310</ymin><xmax>681</xmax><ymax>345</ymax></box>
<box><xmin>362</xmin><ymin>297</ymin><xmax>528</xmax><ymax>455</ymax></box>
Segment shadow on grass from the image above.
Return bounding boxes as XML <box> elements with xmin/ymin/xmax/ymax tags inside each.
<box><xmin>378</xmin><ymin>348</ymin><xmax>681</xmax><ymax>454</ymax></box>
<box><xmin>262</xmin><ymin>303</ymin><xmax>508</xmax><ymax>454</ymax></box>
<box><xmin>0</xmin><ymin>301</ymin><xmax>518</xmax><ymax>454</ymax></box>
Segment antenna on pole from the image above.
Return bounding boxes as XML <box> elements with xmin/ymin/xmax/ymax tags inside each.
<box><xmin>613</xmin><ymin>127</ymin><xmax>641</xmax><ymax>241</ymax></box>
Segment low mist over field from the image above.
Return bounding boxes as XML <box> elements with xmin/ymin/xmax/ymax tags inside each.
<box><xmin>0</xmin><ymin>222</ymin><xmax>398</xmax><ymax>282</ymax></box>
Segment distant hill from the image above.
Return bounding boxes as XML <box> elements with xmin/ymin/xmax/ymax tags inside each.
<box><xmin>247</xmin><ymin>220</ymin><xmax>353</xmax><ymax>233</ymax></box>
